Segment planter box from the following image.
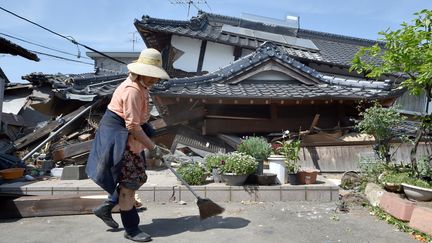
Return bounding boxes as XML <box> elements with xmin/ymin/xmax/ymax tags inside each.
<box><xmin>409</xmin><ymin>206</ymin><xmax>432</xmax><ymax>236</ymax></box>
<box><xmin>379</xmin><ymin>192</ymin><xmax>416</xmax><ymax>221</ymax></box>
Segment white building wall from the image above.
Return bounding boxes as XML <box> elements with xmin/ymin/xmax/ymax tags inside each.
<box><xmin>249</xmin><ymin>70</ymin><xmax>293</xmax><ymax>80</ymax></box>
<box><xmin>202</xmin><ymin>41</ymin><xmax>234</xmax><ymax>72</ymax></box>
<box><xmin>171</xmin><ymin>35</ymin><xmax>201</xmax><ymax>72</ymax></box>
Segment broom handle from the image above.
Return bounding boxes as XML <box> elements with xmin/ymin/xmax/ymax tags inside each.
<box><xmin>165</xmin><ymin>162</ymin><xmax>201</xmax><ymax>199</ymax></box>
<box><xmin>158</xmin><ymin>146</ymin><xmax>201</xmax><ymax>199</ymax></box>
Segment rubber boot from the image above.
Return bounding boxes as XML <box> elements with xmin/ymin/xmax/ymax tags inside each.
<box><xmin>121</xmin><ymin>207</ymin><xmax>152</xmax><ymax>242</ymax></box>
<box><xmin>93</xmin><ymin>202</ymin><xmax>119</xmax><ymax>229</ymax></box>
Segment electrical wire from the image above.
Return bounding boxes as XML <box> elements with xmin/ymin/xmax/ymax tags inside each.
<box><xmin>29</xmin><ymin>50</ymin><xmax>94</xmax><ymax>65</ymax></box>
<box><xmin>0</xmin><ymin>6</ymin><xmax>126</xmax><ymax>65</ymax></box>
<box><xmin>0</xmin><ymin>32</ymin><xmax>92</xmax><ymax>60</ymax></box>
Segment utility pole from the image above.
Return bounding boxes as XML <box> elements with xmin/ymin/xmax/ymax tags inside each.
<box><xmin>128</xmin><ymin>31</ymin><xmax>139</xmax><ymax>51</ymax></box>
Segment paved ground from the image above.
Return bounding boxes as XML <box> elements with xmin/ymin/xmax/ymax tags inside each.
<box><xmin>0</xmin><ymin>201</ymin><xmax>417</xmax><ymax>243</ymax></box>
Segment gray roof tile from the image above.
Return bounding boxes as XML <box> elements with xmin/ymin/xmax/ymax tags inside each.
<box><xmin>135</xmin><ymin>11</ymin><xmax>382</xmax><ymax>67</ymax></box>
<box><xmin>151</xmin><ymin>42</ymin><xmax>402</xmax><ymax>101</ymax></box>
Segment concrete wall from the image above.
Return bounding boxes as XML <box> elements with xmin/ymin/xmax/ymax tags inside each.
<box><xmin>299</xmin><ymin>143</ymin><xmax>431</xmax><ymax>172</ymax></box>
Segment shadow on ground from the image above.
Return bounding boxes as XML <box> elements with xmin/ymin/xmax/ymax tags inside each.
<box><xmin>125</xmin><ymin>215</ymin><xmax>250</xmax><ymax>237</ymax></box>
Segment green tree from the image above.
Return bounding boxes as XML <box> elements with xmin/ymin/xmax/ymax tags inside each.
<box><xmin>356</xmin><ymin>102</ymin><xmax>406</xmax><ymax>163</ymax></box>
<box><xmin>350</xmin><ymin>9</ymin><xmax>432</xmax><ymax>173</ymax></box>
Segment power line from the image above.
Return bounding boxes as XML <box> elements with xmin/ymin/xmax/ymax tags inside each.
<box><xmin>0</xmin><ymin>32</ymin><xmax>92</xmax><ymax>60</ymax></box>
<box><xmin>29</xmin><ymin>50</ymin><xmax>94</xmax><ymax>66</ymax></box>
<box><xmin>0</xmin><ymin>6</ymin><xmax>126</xmax><ymax>65</ymax></box>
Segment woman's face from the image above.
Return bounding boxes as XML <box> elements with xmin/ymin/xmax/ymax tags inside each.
<box><xmin>138</xmin><ymin>75</ymin><xmax>160</xmax><ymax>87</ymax></box>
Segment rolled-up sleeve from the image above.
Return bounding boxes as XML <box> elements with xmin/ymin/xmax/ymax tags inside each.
<box><xmin>122</xmin><ymin>87</ymin><xmax>143</xmax><ymax>132</ymax></box>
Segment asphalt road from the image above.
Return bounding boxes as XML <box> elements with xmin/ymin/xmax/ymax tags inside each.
<box><xmin>0</xmin><ymin>201</ymin><xmax>417</xmax><ymax>243</ymax></box>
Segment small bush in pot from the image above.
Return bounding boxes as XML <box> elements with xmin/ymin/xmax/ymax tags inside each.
<box><xmin>220</xmin><ymin>152</ymin><xmax>258</xmax><ymax>175</ymax></box>
<box><xmin>237</xmin><ymin>136</ymin><xmax>271</xmax><ymax>161</ymax></box>
<box><xmin>237</xmin><ymin>136</ymin><xmax>271</xmax><ymax>175</ymax></box>
<box><xmin>176</xmin><ymin>162</ymin><xmax>207</xmax><ymax>185</ymax></box>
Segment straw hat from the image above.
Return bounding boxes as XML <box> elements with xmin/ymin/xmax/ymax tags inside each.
<box><xmin>127</xmin><ymin>48</ymin><xmax>170</xmax><ymax>79</ymax></box>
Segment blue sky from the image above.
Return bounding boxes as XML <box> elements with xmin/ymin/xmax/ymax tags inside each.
<box><xmin>1</xmin><ymin>0</ymin><xmax>431</xmax><ymax>82</ymax></box>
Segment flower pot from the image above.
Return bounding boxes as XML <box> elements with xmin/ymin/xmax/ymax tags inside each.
<box><xmin>256</xmin><ymin>159</ymin><xmax>264</xmax><ymax>175</ymax></box>
<box><xmin>268</xmin><ymin>155</ymin><xmax>286</xmax><ymax>184</ymax></box>
<box><xmin>298</xmin><ymin>169</ymin><xmax>319</xmax><ymax>184</ymax></box>
<box><xmin>256</xmin><ymin>173</ymin><xmax>277</xmax><ymax>185</ymax></box>
<box><xmin>378</xmin><ymin>172</ymin><xmax>403</xmax><ymax>193</ymax></box>
<box><xmin>402</xmin><ymin>183</ymin><xmax>432</xmax><ymax>202</ymax></box>
<box><xmin>221</xmin><ymin>173</ymin><xmax>249</xmax><ymax>186</ymax></box>
<box><xmin>287</xmin><ymin>172</ymin><xmax>299</xmax><ymax>185</ymax></box>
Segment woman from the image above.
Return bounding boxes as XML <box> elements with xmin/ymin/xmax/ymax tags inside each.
<box><xmin>86</xmin><ymin>48</ymin><xmax>169</xmax><ymax>242</ymax></box>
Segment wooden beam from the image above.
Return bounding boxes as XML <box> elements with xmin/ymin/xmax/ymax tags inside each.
<box><xmin>197</xmin><ymin>40</ymin><xmax>207</xmax><ymax>73</ymax></box>
<box><xmin>14</xmin><ymin>106</ymin><xmax>88</xmax><ymax>150</ymax></box>
<box><xmin>0</xmin><ymin>195</ymin><xmax>113</xmax><ymax>218</ymax></box>
<box><xmin>203</xmin><ymin>118</ymin><xmax>308</xmax><ymax>135</ymax></box>
<box><xmin>233</xmin><ymin>46</ymin><xmax>242</xmax><ymax>60</ymax></box>
<box><xmin>309</xmin><ymin>114</ymin><xmax>320</xmax><ymax>133</ymax></box>
<box><xmin>52</xmin><ymin>140</ymin><xmax>93</xmax><ymax>162</ymax></box>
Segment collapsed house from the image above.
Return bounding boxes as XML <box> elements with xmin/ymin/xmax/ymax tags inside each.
<box><xmin>0</xmin><ymin>36</ymin><xmax>40</xmax><ymax>169</ymax></box>
<box><xmin>2</xmin><ymin>12</ymin><xmax>429</xmax><ymax>175</ymax></box>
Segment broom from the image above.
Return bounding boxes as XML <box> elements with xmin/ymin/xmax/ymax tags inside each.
<box><xmin>158</xmin><ymin>146</ymin><xmax>225</xmax><ymax>219</ymax></box>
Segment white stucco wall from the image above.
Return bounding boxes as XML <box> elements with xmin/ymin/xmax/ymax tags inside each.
<box><xmin>249</xmin><ymin>70</ymin><xmax>293</xmax><ymax>80</ymax></box>
<box><xmin>202</xmin><ymin>41</ymin><xmax>234</xmax><ymax>72</ymax></box>
<box><xmin>171</xmin><ymin>35</ymin><xmax>201</xmax><ymax>72</ymax></box>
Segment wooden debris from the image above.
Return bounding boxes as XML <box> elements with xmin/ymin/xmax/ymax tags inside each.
<box><xmin>52</xmin><ymin>139</ymin><xmax>93</xmax><ymax>162</ymax></box>
<box><xmin>0</xmin><ymin>195</ymin><xmax>115</xmax><ymax>218</ymax></box>
<box><xmin>14</xmin><ymin>106</ymin><xmax>88</xmax><ymax>150</ymax></box>
<box><xmin>77</xmin><ymin>133</ymin><xmax>92</xmax><ymax>142</ymax></box>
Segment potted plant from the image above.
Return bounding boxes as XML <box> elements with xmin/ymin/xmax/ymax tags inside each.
<box><xmin>237</xmin><ymin>136</ymin><xmax>271</xmax><ymax>175</ymax></box>
<box><xmin>402</xmin><ymin>158</ymin><xmax>432</xmax><ymax>201</ymax></box>
<box><xmin>271</xmin><ymin>130</ymin><xmax>301</xmax><ymax>185</ymax></box>
<box><xmin>176</xmin><ymin>162</ymin><xmax>207</xmax><ymax>185</ymax></box>
<box><xmin>220</xmin><ymin>152</ymin><xmax>258</xmax><ymax>186</ymax></box>
<box><xmin>204</xmin><ymin>153</ymin><xmax>228</xmax><ymax>183</ymax></box>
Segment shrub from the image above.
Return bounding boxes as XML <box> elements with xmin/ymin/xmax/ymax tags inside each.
<box><xmin>356</xmin><ymin>102</ymin><xmax>406</xmax><ymax>163</ymax></box>
<box><xmin>237</xmin><ymin>136</ymin><xmax>271</xmax><ymax>161</ymax></box>
<box><xmin>176</xmin><ymin>162</ymin><xmax>206</xmax><ymax>185</ymax></box>
<box><xmin>274</xmin><ymin>130</ymin><xmax>301</xmax><ymax>173</ymax></box>
<box><xmin>220</xmin><ymin>152</ymin><xmax>257</xmax><ymax>175</ymax></box>
<box><xmin>417</xmin><ymin>156</ymin><xmax>432</xmax><ymax>178</ymax></box>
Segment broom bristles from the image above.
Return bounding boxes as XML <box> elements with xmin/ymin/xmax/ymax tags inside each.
<box><xmin>197</xmin><ymin>198</ymin><xmax>225</xmax><ymax>220</ymax></box>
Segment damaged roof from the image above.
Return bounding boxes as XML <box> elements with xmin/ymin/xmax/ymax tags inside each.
<box><xmin>23</xmin><ymin>70</ymin><xmax>127</xmax><ymax>101</ymax></box>
<box><xmin>23</xmin><ymin>43</ymin><xmax>401</xmax><ymax>102</ymax></box>
<box><xmin>151</xmin><ymin>42</ymin><xmax>402</xmax><ymax>100</ymax></box>
<box><xmin>0</xmin><ymin>36</ymin><xmax>39</xmax><ymax>61</ymax></box>
<box><xmin>134</xmin><ymin>11</ymin><xmax>381</xmax><ymax>67</ymax></box>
